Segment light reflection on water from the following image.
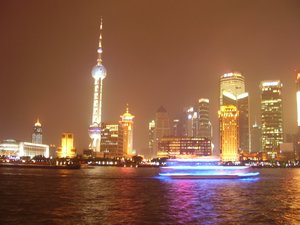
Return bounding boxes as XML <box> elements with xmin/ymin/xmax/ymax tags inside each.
<box><xmin>1</xmin><ymin>167</ymin><xmax>300</xmax><ymax>224</ymax></box>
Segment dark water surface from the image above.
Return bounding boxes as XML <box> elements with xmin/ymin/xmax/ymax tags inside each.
<box><xmin>1</xmin><ymin>167</ymin><xmax>300</xmax><ymax>224</ymax></box>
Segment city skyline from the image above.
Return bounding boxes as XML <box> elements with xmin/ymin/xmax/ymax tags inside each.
<box><xmin>0</xmin><ymin>1</ymin><xmax>300</xmax><ymax>155</ymax></box>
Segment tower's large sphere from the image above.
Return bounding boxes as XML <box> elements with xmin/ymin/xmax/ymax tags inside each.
<box><xmin>92</xmin><ymin>64</ymin><xmax>107</xmax><ymax>80</ymax></box>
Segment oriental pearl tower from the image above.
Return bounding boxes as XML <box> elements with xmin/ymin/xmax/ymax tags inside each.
<box><xmin>88</xmin><ymin>19</ymin><xmax>107</xmax><ymax>154</ymax></box>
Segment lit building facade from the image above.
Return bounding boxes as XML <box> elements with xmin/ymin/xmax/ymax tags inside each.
<box><xmin>153</xmin><ymin>106</ymin><xmax>171</xmax><ymax>157</ymax></box>
<box><xmin>198</xmin><ymin>98</ymin><xmax>212</xmax><ymax>138</ymax></box>
<box><xmin>186</xmin><ymin>107</ymin><xmax>198</xmax><ymax>137</ymax></box>
<box><xmin>220</xmin><ymin>72</ymin><xmax>245</xmax><ymax>106</ymax></box>
<box><xmin>296</xmin><ymin>72</ymin><xmax>300</xmax><ymax>157</ymax></box>
<box><xmin>57</xmin><ymin>133</ymin><xmax>76</xmax><ymax>158</ymax></box>
<box><xmin>32</xmin><ymin>119</ymin><xmax>42</xmax><ymax>144</ymax></box>
<box><xmin>297</xmin><ymin>72</ymin><xmax>300</xmax><ymax>127</ymax></box>
<box><xmin>220</xmin><ymin>72</ymin><xmax>250</xmax><ymax>152</ymax></box>
<box><xmin>260</xmin><ymin>80</ymin><xmax>284</xmax><ymax>153</ymax></box>
<box><xmin>219</xmin><ymin>105</ymin><xmax>239</xmax><ymax>162</ymax></box>
<box><xmin>148</xmin><ymin>120</ymin><xmax>155</xmax><ymax>153</ymax></box>
<box><xmin>158</xmin><ymin>137</ymin><xmax>212</xmax><ymax>158</ymax></box>
<box><xmin>0</xmin><ymin>139</ymin><xmax>49</xmax><ymax>158</ymax></box>
<box><xmin>222</xmin><ymin>91</ymin><xmax>250</xmax><ymax>152</ymax></box>
<box><xmin>88</xmin><ymin>19</ymin><xmax>107</xmax><ymax>155</ymax></box>
<box><xmin>120</xmin><ymin>106</ymin><xmax>135</xmax><ymax>157</ymax></box>
<box><xmin>101</xmin><ymin>123</ymin><xmax>123</xmax><ymax>158</ymax></box>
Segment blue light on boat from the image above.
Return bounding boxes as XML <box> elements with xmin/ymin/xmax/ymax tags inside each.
<box><xmin>159</xmin><ymin>158</ymin><xmax>260</xmax><ymax>179</ymax></box>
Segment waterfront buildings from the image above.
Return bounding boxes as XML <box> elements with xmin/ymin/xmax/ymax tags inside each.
<box><xmin>56</xmin><ymin>133</ymin><xmax>76</xmax><ymax>158</ymax></box>
<box><xmin>260</xmin><ymin>80</ymin><xmax>284</xmax><ymax>154</ymax></box>
<box><xmin>32</xmin><ymin>119</ymin><xmax>42</xmax><ymax>144</ymax></box>
<box><xmin>219</xmin><ymin>105</ymin><xmax>240</xmax><ymax>162</ymax></box>
<box><xmin>120</xmin><ymin>105</ymin><xmax>135</xmax><ymax>157</ymax></box>
<box><xmin>101</xmin><ymin>123</ymin><xmax>123</xmax><ymax>158</ymax></box>
<box><xmin>158</xmin><ymin>137</ymin><xmax>212</xmax><ymax>158</ymax></box>
<box><xmin>0</xmin><ymin>139</ymin><xmax>49</xmax><ymax>158</ymax></box>
<box><xmin>88</xmin><ymin>19</ymin><xmax>107</xmax><ymax>156</ymax></box>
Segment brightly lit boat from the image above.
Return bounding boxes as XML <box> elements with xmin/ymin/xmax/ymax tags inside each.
<box><xmin>159</xmin><ymin>158</ymin><xmax>259</xmax><ymax>179</ymax></box>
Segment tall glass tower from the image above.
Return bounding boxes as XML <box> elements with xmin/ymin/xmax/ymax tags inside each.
<box><xmin>89</xmin><ymin>19</ymin><xmax>107</xmax><ymax>154</ymax></box>
<box><xmin>260</xmin><ymin>80</ymin><xmax>283</xmax><ymax>153</ymax></box>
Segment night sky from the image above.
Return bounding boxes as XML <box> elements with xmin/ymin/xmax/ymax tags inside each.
<box><xmin>1</xmin><ymin>0</ymin><xmax>300</xmax><ymax>155</ymax></box>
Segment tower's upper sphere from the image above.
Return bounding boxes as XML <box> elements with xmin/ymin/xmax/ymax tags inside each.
<box><xmin>92</xmin><ymin>64</ymin><xmax>107</xmax><ymax>80</ymax></box>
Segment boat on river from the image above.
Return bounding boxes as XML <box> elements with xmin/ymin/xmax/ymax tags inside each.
<box><xmin>159</xmin><ymin>158</ymin><xmax>259</xmax><ymax>179</ymax></box>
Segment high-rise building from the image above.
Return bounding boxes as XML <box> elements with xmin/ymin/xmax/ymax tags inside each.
<box><xmin>120</xmin><ymin>105</ymin><xmax>135</xmax><ymax>157</ymax></box>
<box><xmin>219</xmin><ymin>105</ymin><xmax>239</xmax><ymax>162</ymax></box>
<box><xmin>32</xmin><ymin>118</ymin><xmax>42</xmax><ymax>144</ymax></box>
<box><xmin>251</xmin><ymin>121</ymin><xmax>261</xmax><ymax>152</ymax></box>
<box><xmin>296</xmin><ymin>72</ymin><xmax>300</xmax><ymax>128</ymax></box>
<box><xmin>57</xmin><ymin>133</ymin><xmax>76</xmax><ymax>158</ymax></box>
<box><xmin>222</xmin><ymin>91</ymin><xmax>250</xmax><ymax>152</ymax></box>
<box><xmin>101</xmin><ymin>123</ymin><xmax>123</xmax><ymax>158</ymax></box>
<box><xmin>220</xmin><ymin>72</ymin><xmax>245</xmax><ymax>106</ymax></box>
<box><xmin>153</xmin><ymin>106</ymin><xmax>171</xmax><ymax>157</ymax></box>
<box><xmin>260</xmin><ymin>80</ymin><xmax>284</xmax><ymax>153</ymax></box>
<box><xmin>148</xmin><ymin>120</ymin><xmax>155</xmax><ymax>155</ymax></box>
<box><xmin>220</xmin><ymin>72</ymin><xmax>250</xmax><ymax>152</ymax></box>
<box><xmin>296</xmin><ymin>72</ymin><xmax>300</xmax><ymax>157</ymax></box>
<box><xmin>186</xmin><ymin>107</ymin><xmax>198</xmax><ymax>137</ymax></box>
<box><xmin>88</xmin><ymin>19</ymin><xmax>107</xmax><ymax>155</ymax></box>
<box><xmin>198</xmin><ymin>98</ymin><xmax>212</xmax><ymax>138</ymax></box>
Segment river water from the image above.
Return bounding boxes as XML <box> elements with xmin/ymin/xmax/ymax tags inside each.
<box><xmin>1</xmin><ymin>167</ymin><xmax>300</xmax><ymax>224</ymax></box>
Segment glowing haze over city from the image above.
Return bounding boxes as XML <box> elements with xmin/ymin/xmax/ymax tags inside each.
<box><xmin>0</xmin><ymin>0</ymin><xmax>300</xmax><ymax>155</ymax></box>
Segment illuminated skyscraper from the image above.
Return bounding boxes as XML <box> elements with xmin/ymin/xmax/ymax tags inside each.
<box><xmin>198</xmin><ymin>98</ymin><xmax>212</xmax><ymax>138</ymax></box>
<box><xmin>219</xmin><ymin>105</ymin><xmax>239</xmax><ymax>162</ymax></box>
<box><xmin>297</xmin><ymin>72</ymin><xmax>300</xmax><ymax>127</ymax></box>
<box><xmin>260</xmin><ymin>80</ymin><xmax>283</xmax><ymax>153</ymax></box>
<box><xmin>120</xmin><ymin>105</ymin><xmax>135</xmax><ymax>157</ymax></box>
<box><xmin>222</xmin><ymin>91</ymin><xmax>250</xmax><ymax>152</ymax></box>
<box><xmin>220</xmin><ymin>72</ymin><xmax>250</xmax><ymax>152</ymax></box>
<box><xmin>57</xmin><ymin>133</ymin><xmax>76</xmax><ymax>158</ymax></box>
<box><xmin>101</xmin><ymin>123</ymin><xmax>123</xmax><ymax>158</ymax></box>
<box><xmin>88</xmin><ymin>19</ymin><xmax>107</xmax><ymax>155</ymax></box>
<box><xmin>32</xmin><ymin>118</ymin><xmax>42</xmax><ymax>144</ymax></box>
<box><xmin>186</xmin><ymin>107</ymin><xmax>198</xmax><ymax>137</ymax></box>
<box><xmin>220</xmin><ymin>72</ymin><xmax>245</xmax><ymax>106</ymax></box>
<box><xmin>148</xmin><ymin>120</ymin><xmax>155</xmax><ymax>152</ymax></box>
<box><xmin>154</xmin><ymin>106</ymin><xmax>171</xmax><ymax>157</ymax></box>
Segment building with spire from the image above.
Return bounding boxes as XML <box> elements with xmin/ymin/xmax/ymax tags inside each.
<box><xmin>120</xmin><ymin>105</ymin><xmax>135</xmax><ymax>157</ymax></box>
<box><xmin>88</xmin><ymin>19</ymin><xmax>107</xmax><ymax>156</ymax></box>
<box><xmin>32</xmin><ymin>118</ymin><xmax>42</xmax><ymax>144</ymax></box>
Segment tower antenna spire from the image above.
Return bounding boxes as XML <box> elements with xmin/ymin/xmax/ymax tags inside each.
<box><xmin>97</xmin><ymin>17</ymin><xmax>103</xmax><ymax>65</ymax></box>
